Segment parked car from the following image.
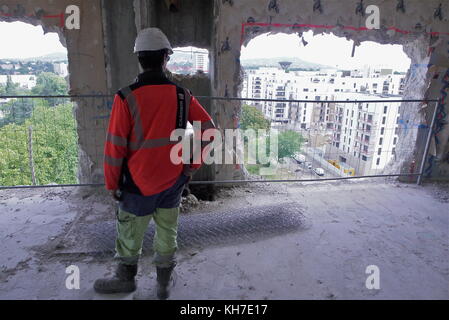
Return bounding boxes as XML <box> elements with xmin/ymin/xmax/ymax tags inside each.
<box><xmin>313</xmin><ymin>168</ymin><xmax>325</xmax><ymax>176</ymax></box>
<box><xmin>293</xmin><ymin>153</ymin><xmax>306</xmax><ymax>164</ymax></box>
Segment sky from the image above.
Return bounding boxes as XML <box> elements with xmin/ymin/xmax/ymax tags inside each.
<box><xmin>240</xmin><ymin>31</ymin><xmax>411</xmax><ymax>72</ymax></box>
<box><xmin>0</xmin><ymin>21</ymin><xmax>66</xmax><ymax>59</ymax></box>
<box><xmin>0</xmin><ymin>22</ymin><xmax>411</xmax><ymax>72</ymax></box>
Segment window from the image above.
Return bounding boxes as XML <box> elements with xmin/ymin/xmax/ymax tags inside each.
<box><xmin>376</xmin><ymin>158</ymin><xmax>380</xmax><ymax>165</ymax></box>
<box><xmin>362</xmin><ymin>155</ymin><xmax>367</xmax><ymax>161</ymax></box>
<box><xmin>378</xmin><ymin>148</ymin><xmax>382</xmax><ymax>155</ymax></box>
<box><xmin>393</xmin><ymin>137</ymin><xmax>397</xmax><ymax>145</ymax></box>
<box><xmin>382</xmin><ymin>116</ymin><xmax>386</xmax><ymax>125</ymax></box>
<box><xmin>381</xmin><ymin>127</ymin><xmax>385</xmax><ymax>135</ymax></box>
<box><xmin>383</xmin><ymin>106</ymin><xmax>388</xmax><ymax>114</ymax></box>
<box><xmin>379</xmin><ymin>137</ymin><xmax>383</xmax><ymax>145</ymax></box>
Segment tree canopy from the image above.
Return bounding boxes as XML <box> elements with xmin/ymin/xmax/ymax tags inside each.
<box><xmin>240</xmin><ymin>104</ymin><xmax>270</xmax><ymax>131</ymax></box>
<box><xmin>0</xmin><ymin>102</ymin><xmax>78</xmax><ymax>186</ymax></box>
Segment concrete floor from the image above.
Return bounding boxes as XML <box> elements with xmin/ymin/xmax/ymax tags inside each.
<box><xmin>0</xmin><ymin>179</ymin><xmax>448</xmax><ymax>300</ymax></box>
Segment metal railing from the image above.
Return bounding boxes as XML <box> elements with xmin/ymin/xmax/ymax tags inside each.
<box><xmin>0</xmin><ymin>95</ymin><xmax>439</xmax><ymax>190</ymax></box>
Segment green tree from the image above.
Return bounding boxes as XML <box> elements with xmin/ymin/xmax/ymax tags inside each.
<box><xmin>4</xmin><ymin>76</ymin><xmax>21</xmax><ymax>95</ymax></box>
<box><xmin>240</xmin><ymin>104</ymin><xmax>270</xmax><ymax>131</ymax></box>
<box><xmin>32</xmin><ymin>72</ymin><xmax>68</xmax><ymax>96</ymax></box>
<box><xmin>32</xmin><ymin>72</ymin><xmax>68</xmax><ymax>106</ymax></box>
<box><xmin>278</xmin><ymin>130</ymin><xmax>303</xmax><ymax>159</ymax></box>
<box><xmin>0</xmin><ymin>97</ymin><xmax>44</xmax><ymax>127</ymax></box>
<box><xmin>0</xmin><ymin>82</ymin><xmax>34</xmax><ymax>127</ymax></box>
<box><xmin>0</xmin><ymin>102</ymin><xmax>78</xmax><ymax>186</ymax></box>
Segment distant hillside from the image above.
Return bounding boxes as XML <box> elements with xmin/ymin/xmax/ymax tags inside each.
<box><xmin>241</xmin><ymin>57</ymin><xmax>329</xmax><ymax>70</ymax></box>
<box><xmin>3</xmin><ymin>52</ymin><xmax>68</xmax><ymax>62</ymax></box>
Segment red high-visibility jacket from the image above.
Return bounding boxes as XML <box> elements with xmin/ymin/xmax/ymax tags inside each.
<box><xmin>104</xmin><ymin>71</ymin><xmax>214</xmax><ymax>196</ymax></box>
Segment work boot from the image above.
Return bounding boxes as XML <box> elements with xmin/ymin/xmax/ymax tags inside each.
<box><xmin>94</xmin><ymin>263</ymin><xmax>137</xmax><ymax>294</ymax></box>
<box><xmin>156</xmin><ymin>264</ymin><xmax>176</xmax><ymax>300</ymax></box>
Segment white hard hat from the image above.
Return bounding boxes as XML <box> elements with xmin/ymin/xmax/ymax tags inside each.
<box><xmin>134</xmin><ymin>27</ymin><xmax>173</xmax><ymax>54</ymax></box>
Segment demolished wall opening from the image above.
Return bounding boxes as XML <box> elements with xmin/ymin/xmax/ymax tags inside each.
<box><xmin>0</xmin><ymin>21</ymin><xmax>78</xmax><ymax>187</ymax></box>
<box><xmin>238</xmin><ymin>30</ymin><xmax>432</xmax><ymax>181</ymax></box>
<box><xmin>168</xmin><ymin>46</ymin><xmax>210</xmax><ymax>76</ymax></box>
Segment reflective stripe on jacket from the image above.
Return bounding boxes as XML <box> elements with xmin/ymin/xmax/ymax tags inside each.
<box><xmin>104</xmin><ymin>70</ymin><xmax>214</xmax><ymax>196</ymax></box>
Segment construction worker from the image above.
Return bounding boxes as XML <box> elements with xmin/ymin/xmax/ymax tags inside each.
<box><xmin>94</xmin><ymin>27</ymin><xmax>215</xmax><ymax>299</ymax></box>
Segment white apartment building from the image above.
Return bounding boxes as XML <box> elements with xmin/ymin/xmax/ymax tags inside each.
<box><xmin>242</xmin><ymin>66</ymin><xmax>405</xmax><ymax>175</ymax></box>
<box><xmin>325</xmin><ymin>93</ymin><xmax>400</xmax><ymax>175</ymax></box>
<box><xmin>53</xmin><ymin>62</ymin><xmax>69</xmax><ymax>77</ymax></box>
<box><xmin>242</xmin><ymin>67</ymin><xmax>405</xmax><ymax>125</ymax></box>
<box><xmin>0</xmin><ymin>75</ymin><xmax>37</xmax><ymax>89</ymax></box>
<box><xmin>193</xmin><ymin>51</ymin><xmax>209</xmax><ymax>73</ymax></box>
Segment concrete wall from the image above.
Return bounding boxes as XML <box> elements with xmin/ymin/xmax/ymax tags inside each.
<box><xmin>101</xmin><ymin>0</ymin><xmax>139</xmax><ymax>93</ymax></box>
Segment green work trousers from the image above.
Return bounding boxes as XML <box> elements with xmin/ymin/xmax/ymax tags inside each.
<box><xmin>115</xmin><ymin>207</ymin><xmax>179</xmax><ymax>267</ymax></box>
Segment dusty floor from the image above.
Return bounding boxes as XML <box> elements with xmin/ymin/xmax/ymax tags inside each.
<box><xmin>0</xmin><ymin>179</ymin><xmax>448</xmax><ymax>300</ymax></box>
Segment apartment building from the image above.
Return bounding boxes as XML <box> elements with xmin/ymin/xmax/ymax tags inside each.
<box><xmin>0</xmin><ymin>74</ymin><xmax>37</xmax><ymax>89</ymax></box>
<box><xmin>193</xmin><ymin>50</ymin><xmax>209</xmax><ymax>73</ymax></box>
<box><xmin>53</xmin><ymin>62</ymin><xmax>69</xmax><ymax>78</ymax></box>
<box><xmin>242</xmin><ymin>66</ymin><xmax>405</xmax><ymax>126</ymax></box>
<box><xmin>325</xmin><ymin>93</ymin><xmax>400</xmax><ymax>175</ymax></box>
<box><xmin>242</xmin><ymin>66</ymin><xmax>404</xmax><ymax>175</ymax></box>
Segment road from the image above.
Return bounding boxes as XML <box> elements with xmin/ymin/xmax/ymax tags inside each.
<box><xmin>288</xmin><ymin>152</ymin><xmax>339</xmax><ymax>180</ymax></box>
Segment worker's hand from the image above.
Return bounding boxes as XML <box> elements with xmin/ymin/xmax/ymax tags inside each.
<box><xmin>110</xmin><ymin>189</ymin><xmax>122</xmax><ymax>201</ymax></box>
